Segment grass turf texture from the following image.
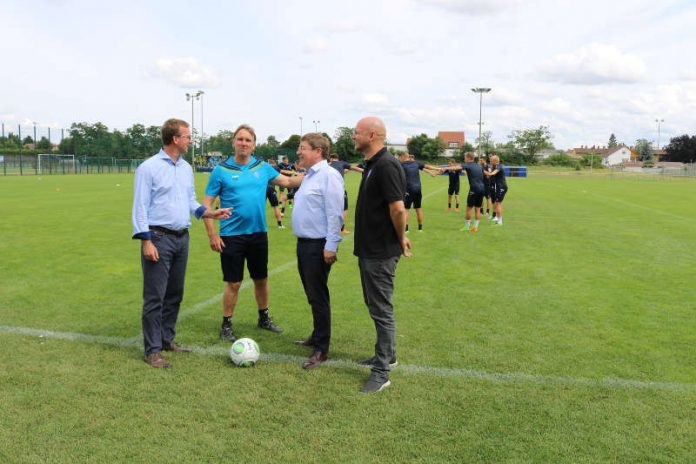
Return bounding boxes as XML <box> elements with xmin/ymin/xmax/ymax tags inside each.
<box><xmin>1</xmin><ymin>169</ymin><xmax>695</xmax><ymax>462</ymax></box>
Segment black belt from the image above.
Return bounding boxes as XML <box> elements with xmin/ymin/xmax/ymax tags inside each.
<box><xmin>297</xmin><ymin>237</ymin><xmax>326</xmax><ymax>243</ymax></box>
<box><xmin>150</xmin><ymin>226</ymin><xmax>188</xmax><ymax>237</ymax></box>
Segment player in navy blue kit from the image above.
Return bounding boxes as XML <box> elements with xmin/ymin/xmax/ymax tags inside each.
<box><xmin>479</xmin><ymin>156</ymin><xmax>493</xmax><ymax>219</ymax></box>
<box><xmin>440</xmin><ymin>152</ymin><xmax>485</xmax><ymax>231</ymax></box>
<box><xmin>329</xmin><ymin>153</ymin><xmax>363</xmax><ymax>234</ymax></box>
<box><xmin>266</xmin><ymin>159</ymin><xmax>284</xmax><ymax>229</ymax></box>
<box><xmin>399</xmin><ymin>152</ymin><xmax>439</xmax><ymax>232</ymax></box>
<box><xmin>277</xmin><ymin>156</ymin><xmax>295</xmax><ymax>214</ymax></box>
<box><xmin>484</xmin><ymin>154</ymin><xmax>508</xmax><ymax>225</ymax></box>
<box><xmin>445</xmin><ymin>158</ymin><xmax>460</xmax><ymax>211</ymax></box>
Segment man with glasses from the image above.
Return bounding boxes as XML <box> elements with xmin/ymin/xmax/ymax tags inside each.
<box><xmin>132</xmin><ymin>118</ymin><xmax>231</xmax><ymax>368</ymax></box>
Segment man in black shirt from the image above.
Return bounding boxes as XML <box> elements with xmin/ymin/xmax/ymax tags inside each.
<box><xmin>399</xmin><ymin>152</ymin><xmax>439</xmax><ymax>232</ymax></box>
<box><xmin>440</xmin><ymin>152</ymin><xmax>485</xmax><ymax>231</ymax></box>
<box><xmin>445</xmin><ymin>158</ymin><xmax>460</xmax><ymax>211</ymax></box>
<box><xmin>266</xmin><ymin>159</ymin><xmax>284</xmax><ymax>229</ymax></box>
<box><xmin>480</xmin><ymin>157</ymin><xmax>493</xmax><ymax>218</ymax></box>
<box><xmin>352</xmin><ymin>116</ymin><xmax>409</xmax><ymax>394</ymax></box>
<box><xmin>484</xmin><ymin>154</ymin><xmax>508</xmax><ymax>225</ymax></box>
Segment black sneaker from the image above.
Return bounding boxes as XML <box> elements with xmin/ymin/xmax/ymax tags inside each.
<box><xmin>357</xmin><ymin>356</ymin><xmax>398</xmax><ymax>368</ymax></box>
<box><xmin>360</xmin><ymin>374</ymin><xmax>391</xmax><ymax>393</ymax></box>
<box><xmin>258</xmin><ymin>318</ymin><xmax>283</xmax><ymax>333</ymax></box>
<box><xmin>220</xmin><ymin>324</ymin><xmax>237</xmax><ymax>342</ymax></box>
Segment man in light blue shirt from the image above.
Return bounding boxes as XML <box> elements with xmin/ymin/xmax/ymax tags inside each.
<box><xmin>291</xmin><ymin>133</ymin><xmax>345</xmax><ymax>369</ymax></box>
<box><xmin>132</xmin><ymin>118</ymin><xmax>231</xmax><ymax>368</ymax></box>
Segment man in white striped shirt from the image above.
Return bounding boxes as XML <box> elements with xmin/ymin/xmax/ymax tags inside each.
<box><xmin>291</xmin><ymin>133</ymin><xmax>345</xmax><ymax>369</ymax></box>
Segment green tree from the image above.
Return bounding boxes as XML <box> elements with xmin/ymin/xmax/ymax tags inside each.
<box><xmin>508</xmin><ymin>125</ymin><xmax>553</xmax><ymax>159</ymax></box>
<box><xmin>580</xmin><ymin>152</ymin><xmax>604</xmax><ymax>168</ymax></box>
<box><xmin>406</xmin><ymin>133</ymin><xmax>429</xmax><ymax>158</ymax></box>
<box><xmin>266</xmin><ymin>135</ymin><xmax>280</xmax><ymax>149</ymax></box>
<box><xmin>36</xmin><ymin>136</ymin><xmax>52</xmax><ymax>150</ymax></box>
<box><xmin>634</xmin><ymin>139</ymin><xmax>653</xmax><ymax>161</ymax></box>
<box><xmin>280</xmin><ymin>134</ymin><xmax>301</xmax><ymax>151</ymax></box>
<box><xmin>23</xmin><ymin>136</ymin><xmax>34</xmax><ymax>146</ymax></box>
<box><xmin>543</xmin><ymin>153</ymin><xmax>576</xmax><ymax>167</ymax></box>
<box><xmin>333</xmin><ymin>127</ymin><xmax>358</xmax><ymax>161</ymax></box>
<box><xmin>664</xmin><ymin>134</ymin><xmax>696</xmax><ymax>163</ymax></box>
<box><xmin>474</xmin><ymin>131</ymin><xmax>494</xmax><ymax>155</ymax></box>
<box><xmin>206</xmin><ymin>130</ymin><xmax>234</xmax><ymax>154</ymax></box>
<box><xmin>608</xmin><ymin>133</ymin><xmax>618</xmax><ymax>148</ymax></box>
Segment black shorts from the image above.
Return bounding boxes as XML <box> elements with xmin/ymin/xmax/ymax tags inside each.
<box><xmin>448</xmin><ymin>184</ymin><xmax>460</xmax><ymax>195</ymax></box>
<box><xmin>483</xmin><ymin>185</ymin><xmax>491</xmax><ymax>198</ymax></box>
<box><xmin>287</xmin><ymin>188</ymin><xmax>297</xmax><ymax>200</ymax></box>
<box><xmin>220</xmin><ymin>233</ymin><xmax>268</xmax><ymax>283</ymax></box>
<box><xmin>493</xmin><ymin>187</ymin><xmax>507</xmax><ymax>203</ymax></box>
<box><xmin>266</xmin><ymin>187</ymin><xmax>279</xmax><ymax>207</ymax></box>
<box><xmin>343</xmin><ymin>191</ymin><xmax>348</xmax><ymax>211</ymax></box>
<box><xmin>404</xmin><ymin>190</ymin><xmax>422</xmax><ymax>209</ymax></box>
<box><xmin>467</xmin><ymin>191</ymin><xmax>484</xmax><ymax>208</ymax></box>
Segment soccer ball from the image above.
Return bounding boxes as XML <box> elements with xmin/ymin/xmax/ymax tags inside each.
<box><xmin>229</xmin><ymin>338</ymin><xmax>260</xmax><ymax>367</ymax></box>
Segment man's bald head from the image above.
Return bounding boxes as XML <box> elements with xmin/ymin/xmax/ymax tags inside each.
<box><xmin>353</xmin><ymin>116</ymin><xmax>387</xmax><ymax>158</ymax></box>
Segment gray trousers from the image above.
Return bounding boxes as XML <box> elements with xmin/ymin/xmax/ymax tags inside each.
<box><xmin>358</xmin><ymin>256</ymin><xmax>400</xmax><ymax>380</ymax></box>
<box><xmin>141</xmin><ymin>231</ymin><xmax>189</xmax><ymax>355</ymax></box>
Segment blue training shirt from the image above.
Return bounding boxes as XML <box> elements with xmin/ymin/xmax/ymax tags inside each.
<box><xmin>205</xmin><ymin>156</ymin><xmax>280</xmax><ymax>236</ymax></box>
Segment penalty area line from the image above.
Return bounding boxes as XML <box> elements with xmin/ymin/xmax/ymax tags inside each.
<box><xmin>2</xmin><ymin>324</ymin><xmax>695</xmax><ymax>393</ymax></box>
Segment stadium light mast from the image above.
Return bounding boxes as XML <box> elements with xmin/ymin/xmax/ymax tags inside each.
<box><xmin>471</xmin><ymin>87</ymin><xmax>492</xmax><ymax>160</ymax></box>
<box><xmin>186</xmin><ymin>91</ymin><xmax>203</xmax><ymax>165</ymax></box>
<box><xmin>33</xmin><ymin>121</ymin><xmax>37</xmax><ymax>148</ymax></box>
<box><xmin>299</xmin><ymin>116</ymin><xmax>303</xmax><ymax>135</ymax></box>
<box><xmin>655</xmin><ymin>118</ymin><xmax>664</xmax><ymax>151</ymax></box>
<box><xmin>198</xmin><ymin>90</ymin><xmax>205</xmax><ymax>162</ymax></box>
<box><xmin>313</xmin><ymin>120</ymin><xmax>320</xmax><ymax>132</ymax></box>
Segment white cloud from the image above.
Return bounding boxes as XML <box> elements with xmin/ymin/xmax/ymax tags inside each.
<box><xmin>304</xmin><ymin>37</ymin><xmax>329</xmax><ymax>53</ymax></box>
<box><xmin>679</xmin><ymin>69</ymin><xmax>696</xmax><ymax>81</ymax></box>
<box><xmin>421</xmin><ymin>0</ymin><xmax>521</xmax><ymax>15</ymax></box>
<box><xmin>153</xmin><ymin>57</ymin><xmax>220</xmax><ymax>89</ymax></box>
<box><xmin>361</xmin><ymin>93</ymin><xmax>391</xmax><ymax>108</ymax></box>
<box><xmin>541</xmin><ymin>43</ymin><xmax>648</xmax><ymax>85</ymax></box>
<box><xmin>327</xmin><ymin>20</ymin><xmax>367</xmax><ymax>34</ymax></box>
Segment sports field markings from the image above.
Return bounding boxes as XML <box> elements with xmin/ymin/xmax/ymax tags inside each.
<box><xmin>3</xmin><ymin>324</ymin><xmax>695</xmax><ymax>393</ymax></box>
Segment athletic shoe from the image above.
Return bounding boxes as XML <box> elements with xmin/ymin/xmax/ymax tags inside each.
<box><xmin>220</xmin><ymin>324</ymin><xmax>237</xmax><ymax>342</ymax></box>
<box><xmin>469</xmin><ymin>227</ymin><xmax>478</xmax><ymax>232</ymax></box>
<box><xmin>357</xmin><ymin>356</ymin><xmax>398</xmax><ymax>368</ymax></box>
<box><xmin>454</xmin><ymin>208</ymin><xmax>460</xmax><ymax>212</ymax></box>
<box><xmin>258</xmin><ymin>318</ymin><xmax>283</xmax><ymax>333</ymax></box>
<box><xmin>360</xmin><ymin>375</ymin><xmax>391</xmax><ymax>394</ymax></box>
<box><xmin>278</xmin><ymin>225</ymin><xmax>285</xmax><ymax>229</ymax></box>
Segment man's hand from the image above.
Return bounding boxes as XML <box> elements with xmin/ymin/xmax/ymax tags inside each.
<box><xmin>204</xmin><ymin>207</ymin><xmax>232</xmax><ymax>220</ymax></box>
<box><xmin>323</xmin><ymin>250</ymin><xmax>337</xmax><ymax>265</ymax></box>
<box><xmin>208</xmin><ymin>233</ymin><xmax>225</xmax><ymax>253</ymax></box>
<box><xmin>142</xmin><ymin>240</ymin><xmax>159</xmax><ymax>262</ymax></box>
<box><xmin>401</xmin><ymin>236</ymin><xmax>412</xmax><ymax>258</ymax></box>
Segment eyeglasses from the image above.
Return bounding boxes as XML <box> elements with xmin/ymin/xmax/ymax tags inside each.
<box><xmin>175</xmin><ymin>134</ymin><xmax>192</xmax><ymax>140</ymax></box>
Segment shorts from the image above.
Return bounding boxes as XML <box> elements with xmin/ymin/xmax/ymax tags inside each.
<box><xmin>287</xmin><ymin>188</ymin><xmax>297</xmax><ymax>200</ymax></box>
<box><xmin>483</xmin><ymin>185</ymin><xmax>491</xmax><ymax>198</ymax></box>
<box><xmin>266</xmin><ymin>187</ymin><xmax>279</xmax><ymax>207</ymax></box>
<box><xmin>220</xmin><ymin>233</ymin><xmax>269</xmax><ymax>283</ymax></box>
<box><xmin>448</xmin><ymin>184</ymin><xmax>460</xmax><ymax>195</ymax></box>
<box><xmin>404</xmin><ymin>190</ymin><xmax>422</xmax><ymax>209</ymax></box>
<box><xmin>343</xmin><ymin>191</ymin><xmax>348</xmax><ymax>211</ymax></box>
<box><xmin>467</xmin><ymin>191</ymin><xmax>484</xmax><ymax>208</ymax></box>
<box><xmin>493</xmin><ymin>187</ymin><xmax>507</xmax><ymax>203</ymax></box>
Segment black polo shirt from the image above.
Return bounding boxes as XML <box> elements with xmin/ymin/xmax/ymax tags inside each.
<box><xmin>354</xmin><ymin>148</ymin><xmax>406</xmax><ymax>259</ymax></box>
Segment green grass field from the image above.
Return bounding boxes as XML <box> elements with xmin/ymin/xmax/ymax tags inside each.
<box><xmin>1</xmin><ymin>169</ymin><xmax>695</xmax><ymax>463</ymax></box>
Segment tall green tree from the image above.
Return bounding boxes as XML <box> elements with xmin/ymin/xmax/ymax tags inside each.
<box><xmin>508</xmin><ymin>125</ymin><xmax>553</xmax><ymax>159</ymax></box>
<box><xmin>333</xmin><ymin>127</ymin><xmax>358</xmax><ymax>161</ymax></box>
<box><xmin>634</xmin><ymin>139</ymin><xmax>653</xmax><ymax>161</ymax></box>
<box><xmin>664</xmin><ymin>134</ymin><xmax>696</xmax><ymax>163</ymax></box>
<box><xmin>280</xmin><ymin>134</ymin><xmax>301</xmax><ymax>151</ymax></box>
<box><xmin>608</xmin><ymin>133</ymin><xmax>618</xmax><ymax>147</ymax></box>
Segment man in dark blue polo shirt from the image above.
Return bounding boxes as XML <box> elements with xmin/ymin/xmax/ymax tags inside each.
<box><xmin>440</xmin><ymin>152</ymin><xmax>485</xmax><ymax>232</ymax></box>
<box><xmin>399</xmin><ymin>153</ymin><xmax>439</xmax><ymax>232</ymax></box>
<box><xmin>352</xmin><ymin>116</ymin><xmax>409</xmax><ymax>394</ymax></box>
<box><xmin>484</xmin><ymin>154</ymin><xmax>508</xmax><ymax>225</ymax></box>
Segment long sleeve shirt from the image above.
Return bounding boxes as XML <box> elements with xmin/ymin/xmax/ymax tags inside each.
<box><xmin>291</xmin><ymin>159</ymin><xmax>344</xmax><ymax>253</ymax></box>
<box><xmin>132</xmin><ymin>149</ymin><xmax>206</xmax><ymax>240</ymax></box>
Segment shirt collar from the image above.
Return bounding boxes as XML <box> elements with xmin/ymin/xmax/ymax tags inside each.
<box><xmin>307</xmin><ymin>159</ymin><xmax>328</xmax><ymax>176</ymax></box>
<box><xmin>365</xmin><ymin>147</ymin><xmax>388</xmax><ymax>165</ymax></box>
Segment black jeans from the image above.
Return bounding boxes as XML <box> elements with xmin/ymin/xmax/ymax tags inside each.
<box><xmin>296</xmin><ymin>238</ymin><xmax>332</xmax><ymax>355</ymax></box>
<box><xmin>141</xmin><ymin>230</ymin><xmax>189</xmax><ymax>355</ymax></box>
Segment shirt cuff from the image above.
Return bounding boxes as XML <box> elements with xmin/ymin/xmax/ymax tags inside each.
<box><xmin>194</xmin><ymin>205</ymin><xmax>207</xmax><ymax>219</ymax></box>
<box><xmin>324</xmin><ymin>241</ymin><xmax>339</xmax><ymax>253</ymax></box>
<box><xmin>133</xmin><ymin>231</ymin><xmax>152</xmax><ymax>240</ymax></box>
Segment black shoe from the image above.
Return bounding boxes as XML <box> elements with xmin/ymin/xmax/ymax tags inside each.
<box><xmin>258</xmin><ymin>318</ymin><xmax>283</xmax><ymax>333</ymax></box>
<box><xmin>360</xmin><ymin>374</ymin><xmax>391</xmax><ymax>393</ymax></box>
<box><xmin>220</xmin><ymin>324</ymin><xmax>237</xmax><ymax>342</ymax></box>
<box><xmin>357</xmin><ymin>356</ymin><xmax>398</xmax><ymax>368</ymax></box>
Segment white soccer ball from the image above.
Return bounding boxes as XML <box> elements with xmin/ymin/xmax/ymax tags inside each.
<box><xmin>229</xmin><ymin>338</ymin><xmax>260</xmax><ymax>367</ymax></box>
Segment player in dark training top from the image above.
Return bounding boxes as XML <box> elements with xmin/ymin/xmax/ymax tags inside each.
<box><xmin>479</xmin><ymin>156</ymin><xmax>493</xmax><ymax>219</ymax></box>
<box><xmin>440</xmin><ymin>152</ymin><xmax>485</xmax><ymax>232</ymax></box>
<box><xmin>484</xmin><ymin>154</ymin><xmax>508</xmax><ymax>225</ymax></box>
<box><xmin>445</xmin><ymin>158</ymin><xmax>460</xmax><ymax>211</ymax></box>
<box><xmin>399</xmin><ymin>152</ymin><xmax>439</xmax><ymax>232</ymax></box>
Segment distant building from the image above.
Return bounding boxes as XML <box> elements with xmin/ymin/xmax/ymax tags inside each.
<box><xmin>566</xmin><ymin>145</ymin><xmax>634</xmax><ymax>166</ymax></box>
<box><xmin>437</xmin><ymin>131</ymin><xmax>465</xmax><ymax>158</ymax></box>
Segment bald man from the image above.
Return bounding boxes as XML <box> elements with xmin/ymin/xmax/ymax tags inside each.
<box><xmin>352</xmin><ymin>116</ymin><xmax>409</xmax><ymax>394</ymax></box>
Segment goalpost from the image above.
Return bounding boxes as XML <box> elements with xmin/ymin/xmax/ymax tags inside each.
<box><xmin>37</xmin><ymin>154</ymin><xmax>76</xmax><ymax>174</ymax></box>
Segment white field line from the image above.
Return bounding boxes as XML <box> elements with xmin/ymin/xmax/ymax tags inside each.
<box><xmin>2</xmin><ymin>324</ymin><xmax>695</xmax><ymax>393</ymax></box>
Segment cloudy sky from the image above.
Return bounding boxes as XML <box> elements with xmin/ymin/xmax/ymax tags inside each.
<box><xmin>2</xmin><ymin>0</ymin><xmax>695</xmax><ymax>150</ymax></box>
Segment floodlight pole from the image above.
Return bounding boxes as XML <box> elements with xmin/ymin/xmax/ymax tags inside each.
<box><xmin>471</xmin><ymin>87</ymin><xmax>491</xmax><ymax>160</ymax></box>
<box><xmin>655</xmin><ymin>118</ymin><xmax>664</xmax><ymax>163</ymax></box>
<box><xmin>186</xmin><ymin>90</ymin><xmax>203</xmax><ymax>165</ymax></box>
<box><xmin>199</xmin><ymin>90</ymin><xmax>205</xmax><ymax>162</ymax></box>
<box><xmin>33</xmin><ymin>121</ymin><xmax>37</xmax><ymax>148</ymax></box>
<box><xmin>299</xmin><ymin>116</ymin><xmax>303</xmax><ymax>135</ymax></box>
<box><xmin>313</xmin><ymin>120</ymin><xmax>320</xmax><ymax>132</ymax></box>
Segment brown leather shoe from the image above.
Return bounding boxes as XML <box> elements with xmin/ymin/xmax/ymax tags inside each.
<box><xmin>162</xmin><ymin>341</ymin><xmax>192</xmax><ymax>353</ymax></box>
<box><xmin>145</xmin><ymin>352</ymin><xmax>171</xmax><ymax>368</ymax></box>
<box><xmin>294</xmin><ymin>338</ymin><xmax>314</xmax><ymax>348</ymax></box>
<box><xmin>302</xmin><ymin>351</ymin><xmax>327</xmax><ymax>369</ymax></box>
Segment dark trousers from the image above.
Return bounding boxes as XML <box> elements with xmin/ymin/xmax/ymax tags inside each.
<box><xmin>297</xmin><ymin>238</ymin><xmax>332</xmax><ymax>355</ymax></box>
<box><xmin>358</xmin><ymin>256</ymin><xmax>400</xmax><ymax>381</ymax></box>
<box><xmin>141</xmin><ymin>232</ymin><xmax>189</xmax><ymax>356</ymax></box>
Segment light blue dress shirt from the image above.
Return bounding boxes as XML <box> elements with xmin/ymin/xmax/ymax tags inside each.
<box><xmin>291</xmin><ymin>159</ymin><xmax>344</xmax><ymax>252</ymax></box>
<box><xmin>132</xmin><ymin>149</ymin><xmax>206</xmax><ymax>240</ymax></box>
